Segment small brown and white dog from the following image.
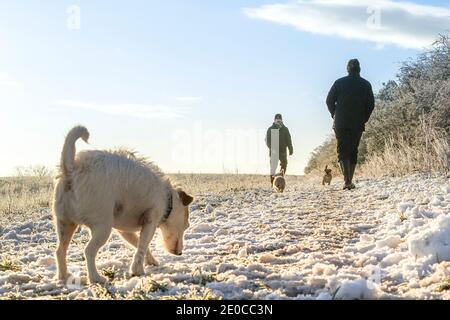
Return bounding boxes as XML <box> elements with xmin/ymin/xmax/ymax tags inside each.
<box><xmin>272</xmin><ymin>169</ymin><xmax>286</xmax><ymax>193</ymax></box>
<box><xmin>52</xmin><ymin>126</ymin><xmax>194</xmax><ymax>284</ymax></box>
<box><xmin>322</xmin><ymin>165</ymin><xmax>333</xmax><ymax>186</ymax></box>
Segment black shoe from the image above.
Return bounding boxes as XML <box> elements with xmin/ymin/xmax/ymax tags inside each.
<box><xmin>340</xmin><ymin>160</ymin><xmax>352</xmax><ymax>190</ymax></box>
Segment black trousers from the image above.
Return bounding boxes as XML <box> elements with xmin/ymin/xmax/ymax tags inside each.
<box><xmin>334</xmin><ymin>129</ymin><xmax>363</xmax><ymax>164</ymax></box>
<box><xmin>279</xmin><ymin>153</ymin><xmax>288</xmax><ymax>173</ymax></box>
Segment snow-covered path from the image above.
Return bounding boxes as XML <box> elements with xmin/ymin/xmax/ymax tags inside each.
<box><xmin>0</xmin><ymin>175</ymin><xmax>449</xmax><ymax>300</ymax></box>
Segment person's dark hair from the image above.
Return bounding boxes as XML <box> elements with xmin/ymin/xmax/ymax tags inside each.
<box><xmin>347</xmin><ymin>59</ymin><xmax>361</xmax><ymax>74</ymax></box>
<box><xmin>274</xmin><ymin>114</ymin><xmax>283</xmax><ymax>120</ymax></box>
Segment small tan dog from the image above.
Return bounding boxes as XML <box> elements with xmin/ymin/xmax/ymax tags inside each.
<box><xmin>322</xmin><ymin>165</ymin><xmax>333</xmax><ymax>186</ymax></box>
<box><xmin>52</xmin><ymin>126</ymin><xmax>194</xmax><ymax>284</ymax></box>
<box><xmin>272</xmin><ymin>169</ymin><xmax>286</xmax><ymax>193</ymax></box>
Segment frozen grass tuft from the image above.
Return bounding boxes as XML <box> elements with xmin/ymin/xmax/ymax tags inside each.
<box><xmin>102</xmin><ymin>267</ymin><xmax>118</xmax><ymax>281</ymax></box>
<box><xmin>192</xmin><ymin>267</ymin><xmax>219</xmax><ymax>285</ymax></box>
<box><xmin>361</xmin><ymin>119</ymin><xmax>449</xmax><ymax>177</ymax></box>
<box><xmin>0</xmin><ymin>258</ymin><xmax>22</xmax><ymax>272</ymax></box>
<box><xmin>438</xmin><ymin>279</ymin><xmax>450</xmax><ymax>292</ymax></box>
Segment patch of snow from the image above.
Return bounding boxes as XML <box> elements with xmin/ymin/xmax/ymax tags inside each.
<box><xmin>6</xmin><ymin>273</ymin><xmax>32</xmax><ymax>285</ymax></box>
<box><xmin>1</xmin><ymin>175</ymin><xmax>449</xmax><ymax>299</ymax></box>
<box><xmin>258</xmin><ymin>254</ymin><xmax>278</xmax><ymax>264</ymax></box>
<box><xmin>376</xmin><ymin>235</ymin><xmax>402</xmax><ymax>249</ymax></box>
<box><xmin>190</xmin><ymin>223</ymin><xmax>214</xmax><ymax>233</ymax></box>
<box><xmin>334</xmin><ymin>279</ymin><xmax>381</xmax><ymax>300</ymax></box>
<box><xmin>3</xmin><ymin>230</ymin><xmax>17</xmax><ymax>240</ymax></box>
<box><xmin>312</xmin><ymin>263</ymin><xmax>337</xmax><ymax>276</ymax></box>
<box><xmin>238</xmin><ymin>248</ymin><xmax>248</xmax><ymax>258</ymax></box>
<box><xmin>397</xmin><ymin>202</ymin><xmax>415</xmax><ymax>213</ymax></box>
<box><xmin>205</xmin><ymin>204</ymin><xmax>214</xmax><ymax>214</ymax></box>
<box><xmin>408</xmin><ymin>214</ymin><xmax>450</xmax><ymax>263</ymax></box>
<box><xmin>214</xmin><ymin>229</ymin><xmax>228</xmax><ymax>236</ymax></box>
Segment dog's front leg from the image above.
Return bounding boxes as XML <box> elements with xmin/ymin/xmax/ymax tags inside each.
<box><xmin>130</xmin><ymin>223</ymin><xmax>156</xmax><ymax>277</ymax></box>
<box><xmin>119</xmin><ymin>231</ymin><xmax>159</xmax><ymax>266</ymax></box>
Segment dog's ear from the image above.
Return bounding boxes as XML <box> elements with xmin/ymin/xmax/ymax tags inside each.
<box><xmin>178</xmin><ymin>190</ymin><xmax>194</xmax><ymax>206</ymax></box>
<box><xmin>325</xmin><ymin>165</ymin><xmax>328</xmax><ymax>171</ymax></box>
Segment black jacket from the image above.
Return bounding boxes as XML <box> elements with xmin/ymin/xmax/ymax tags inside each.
<box><xmin>326</xmin><ymin>72</ymin><xmax>375</xmax><ymax>130</ymax></box>
<box><xmin>266</xmin><ymin>123</ymin><xmax>293</xmax><ymax>156</ymax></box>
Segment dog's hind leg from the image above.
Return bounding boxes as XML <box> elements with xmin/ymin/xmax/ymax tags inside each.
<box><xmin>84</xmin><ymin>223</ymin><xmax>112</xmax><ymax>284</ymax></box>
<box><xmin>55</xmin><ymin>219</ymin><xmax>78</xmax><ymax>281</ymax></box>
<box><xmin>118</xmin><ymin>231</ymin><xmax>159</xmax><ymax>266</ymax></box>
<box><xmin>130</xmin><ymin>223</ymin><xmax>157</xmax><ymax>277</ymax></box>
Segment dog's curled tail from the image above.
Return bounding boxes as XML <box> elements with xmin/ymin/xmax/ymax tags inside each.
<box><xmin>60</xmin><ymin>126</ymin><xmax>89</xmax><ymax>182</ymax></box>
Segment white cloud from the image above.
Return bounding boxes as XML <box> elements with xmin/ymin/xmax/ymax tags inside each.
<box><xmin>0</xmin><ymin>73</ymin><xmax>21</xmax><ymax>87</ymax></box>
<box><xmin>243</xmin><ymin>0</ymin><xmax>450</xmax><ymax>49</ymax></box>
<box><xmin>175</xmin><ymin>96</ymin><xmax>204</xmax><ymax>102</ymax></box>
<box><xmin>58</xmin><ymin>100</ymin><xmax>187</xmax><ymax>120</ymax></box>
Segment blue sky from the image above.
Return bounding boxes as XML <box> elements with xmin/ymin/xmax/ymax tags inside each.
<box><xmin>1</xmin><ymin>0</ymin><xmax>449</xmax><ymax>176</ymax></box>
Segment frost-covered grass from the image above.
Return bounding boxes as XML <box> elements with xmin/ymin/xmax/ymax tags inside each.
<box><xmin>0</xmin><ymin>258</ymin><xmax>22</xmax><ymax>272</ymax></box>
<box><xmin>438</xmin><ymin>279</ymin><xmax>450</xmax><ymax>292</ymax></box>
<box><xmin>0</xmin><ymin>177</ymin><xmax>53</xmax><ymax>222</ymax></box>
<box><xmin>0</xmin><ymin>173</ymin><xmax>449</xmax><ymax>300</ymax></box>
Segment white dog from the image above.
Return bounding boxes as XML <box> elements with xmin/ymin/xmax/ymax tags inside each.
<box><xmin>52</xmin><ymin>126</ymin><xmax>193</xmax><ymax>284</ymax></box>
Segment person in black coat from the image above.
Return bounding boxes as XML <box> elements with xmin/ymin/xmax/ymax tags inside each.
<box><xmin>326</xmin><ymin>59</ymin><xmax>375</xmax><ymax>190</ymax></box>
<box><xmin>266</xmin><ymin>114</ymin><xmax>293</xmax><ymax>184</ymax></box>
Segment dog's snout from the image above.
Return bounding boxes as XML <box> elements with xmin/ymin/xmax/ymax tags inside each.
<box><xmin>171</xmin><ymin>239</ymin><xmax>182</xmax><ymax>255</ymax></box>
<box><xmin>171</xmin><ymin>249</ymin><xmax>182</xmax><ymax>256</ymax></box>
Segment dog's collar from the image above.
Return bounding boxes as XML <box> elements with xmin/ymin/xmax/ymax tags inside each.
<box><xmin>160</xmin><ymin>190</ymin><xmax>173</xmax><ymax>224</ymax></box>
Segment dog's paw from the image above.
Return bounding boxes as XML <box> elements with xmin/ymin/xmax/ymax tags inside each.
<box><xmin>130</xmin><ymin>261</ymin><xmax>146</xmax><ymax>277</ymax></box>
<box><xmin>56</xmin><ymin>271</ymin><xmax>73</xmax><ymax>282</ymax></box>
<box><xmin>145</xmin><ymin>255</ymin><xmax>159</xmax><ymax>267</ymax></box>
<box><xmin>89</xmin><ymin>274</ymin><xmax>108</xmax><ymax>284</ymax></box>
